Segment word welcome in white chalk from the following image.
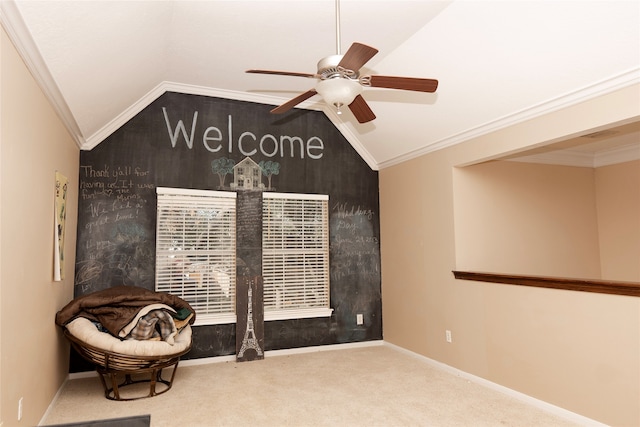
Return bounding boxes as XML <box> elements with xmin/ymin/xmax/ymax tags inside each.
<box><xmin>162</xmin><ymin>108</ymin><xmax>324</xmax><ymax>160</ymax></box>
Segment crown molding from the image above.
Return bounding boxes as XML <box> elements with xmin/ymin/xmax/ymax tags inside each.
<box><xmin>82</xmin><ymin>83</ymin><xmax>165</xmax><ymax>150</ymax></box>
<box><xmin>1</xmin><ymin>0</ymin><xmax>85</xmax><ymax>147</ymax></box>
<box><xmin>377</xmin><ymin>67</ymin><xmax>640</xmax><ymax>169</ymax></box>
<box><xmin>83</xmin><ymin>82</ymin><xmax>380</xmax><ymax>170</ymax></box>
<box><xmin>82</xmin><ymin>81</ymin><xmax>325</xmax><ymax>150</ymax></box>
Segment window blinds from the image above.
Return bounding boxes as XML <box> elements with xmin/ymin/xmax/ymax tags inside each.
<box><xmin>156</xmin><ymin>187</ymin><xmax>237</xmax><ymax>324</ymax></box>
<box><xmin>262</xmin><ymin>192</ymin><xmax>331</xmax><ymax>320</ymax></box>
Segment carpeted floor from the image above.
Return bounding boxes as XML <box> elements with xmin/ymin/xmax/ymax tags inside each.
<box><xmin>41</xmin><ymin>344</ymin><xmax>587</xmax><ymax>427</ymax></box>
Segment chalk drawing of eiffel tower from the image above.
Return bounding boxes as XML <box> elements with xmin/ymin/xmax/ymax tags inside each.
<box><xmin>238</xmin><ymin>286</ymin><xmax>263</xmax><ymax>358</ymax></box>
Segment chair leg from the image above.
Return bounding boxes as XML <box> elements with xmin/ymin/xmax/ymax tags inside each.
<box><xmin>110</xmin><ymin>373</ymin><xmax>121</xmax><ymax>400</ymax></box>
<box><xmin>97</xmin><ymin>370</ymin><xmax>110</xmax><ymax>399</ymax></box>
<box><xmin>93</xmin><ymin>358</ymin><xmax>184</xmax><ymax>400</ymax></box>
<box><xmin>168</xmin><ymin>361</ymin><xmax>180</xmax><ymax>385</ymax></box>
<box><xmin>149</xmin><ymin>369</ymin><xmax>158</xmax><ymax>397</ymax></box>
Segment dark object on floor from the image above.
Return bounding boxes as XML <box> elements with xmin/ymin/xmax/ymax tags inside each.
<box><xmin>42</xmin><ymin>414</ymin><xmax>150</xmax><ymax>427</ymax></box>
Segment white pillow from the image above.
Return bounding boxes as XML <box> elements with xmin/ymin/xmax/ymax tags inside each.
<box><xmin>66</xmin><ymin>317</ymin><xmax>192</xmax><ymax>357</ymax></box>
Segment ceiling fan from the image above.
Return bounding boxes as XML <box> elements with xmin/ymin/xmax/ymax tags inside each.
<box><xmin>246</xmin><ymin>0</ymin><xmax>438</xmax><ymax>124</ymax></box>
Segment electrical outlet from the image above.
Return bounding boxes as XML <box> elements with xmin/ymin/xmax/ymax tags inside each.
<box><xmin>356</xmin><ymin>313</ymin><xmax>364</xmax><ymax>325</ymax></box>
<box><xmin>445</xmin><ymin>330</ymin><xmax>452</xmax><ymax>343</ymax></box>
<box><xmin>18</xmin><ymin>397</ymin><xmax>23</xmax><ymax>421</ymax></box>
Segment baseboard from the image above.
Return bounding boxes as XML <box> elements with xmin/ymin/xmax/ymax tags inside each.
<box><xmin>67</xmin><ymin>340</ymin><xmax>385</xmax><ymax>377</ymax></box>
<box><xmin>383</xmin><ymin>342</ymin><xmax>608</xmax><ymax>427</ymax></box>
<box><xmin>180</xmin><ymin>339</ymin><xmax>385</xmax><ymax>367</ymax></box>
<box><xmin>39</xmin><ymin>377</ymin><xmax>70</xmax><ymax>426</ymax></box>
<box><xmin>67</xmin><ymin>370</ymin><xmax>98</xmax><ymax>380</ymax></box>
<box><xmin>264</xmin><ymin>339</ymin><xmax>385</xmax><ymax>358</ymax></box>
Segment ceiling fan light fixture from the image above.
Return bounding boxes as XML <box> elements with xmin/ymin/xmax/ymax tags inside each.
<box><xmin>245</xmin><ymin>2</ymin><xmax>437</xmax><ymax>123</ymax></box>
<box><xmin>315</xmin><ymin>78</ymin><xmax>362</xmax><ymax>113</ymax></box>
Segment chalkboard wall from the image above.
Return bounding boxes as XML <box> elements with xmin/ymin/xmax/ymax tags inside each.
<box><xmin>73</xmin><ymin>91</ymin><xmax>381</xmax><ymax>369</ymax></box>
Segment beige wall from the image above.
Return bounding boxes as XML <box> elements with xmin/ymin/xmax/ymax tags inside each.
<box><xmin>1</xmin><ymin>27</ymin><xmax>78</xmax><ymax>426</ymax></box>
<box><xmin>453</xmin><ymin>158</ymin><xmax>640</xmax><ymax>282</ymax></box>
<box><xmin>596</xmin><ymin>160</ymin><xmax>640</xmax><ymax>281</ymax></box>
<box><xmin>453</xmin><ymin>161</ymin><xmax>602</xmax><ymax>279</ymax></box>
<box><xmin>380</xmin><ymin>84</ymin><xmax>640</xmax><ymax>426</ymax></box>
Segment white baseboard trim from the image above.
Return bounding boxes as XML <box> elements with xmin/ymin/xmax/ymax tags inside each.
<box><xmin>180</xmin><ymin>339</ymin><xmax>385</xmax><ymax>367</ymax></box>
<box><xmin>179</xmin><ymin>353</ymin><xmax>236</xmax><ymax>367</ymax></box>
<box><xmin>266</xmin><ymin>339</ymin><xmax>385</xmax><ymax>358</ymax></box>
<box><xmin>67</xmin><ymin>340</ymin><xmax>385</xmax><ymax>377</ymax></box>
<box><xmin>383</xmin><ymin>342</ymin><xmax>608</xmax><ymax>427</ymax></box>
<box><xmin>67</xmin><ymin>370</ymin><xmax>98</xmax><ymax>380</ymax></box>
<box><xmin>38</xmin><ymin>377</ymin><xmax>69</xmax><ymax>426</ymax></box>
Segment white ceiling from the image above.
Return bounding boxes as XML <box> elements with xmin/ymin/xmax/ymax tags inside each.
<box><xmin>2</xmin><ymin>0</ymin><xmax>639</xmax><ymax>169</ymax></box>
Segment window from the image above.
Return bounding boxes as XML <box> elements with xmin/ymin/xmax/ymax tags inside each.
<box><xmin>156</xmin><ymin>187</ymin><xmax>236</xmax><ymax>325</ymax></box>
<box><xmin>156</xmin><ymin>188</ymin><xmax>330</xmax><ymax>324</ymax></box>
<box><xmin>262</xmin><ymin>192</ymin><xmax>332</xmax><ymax>321</ymax></box>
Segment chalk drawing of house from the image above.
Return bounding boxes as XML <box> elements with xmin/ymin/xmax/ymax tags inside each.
<box><xmin>231</xmin><ymin>157</ymin><xmax>264</xmax><ymax>190</ymax></box>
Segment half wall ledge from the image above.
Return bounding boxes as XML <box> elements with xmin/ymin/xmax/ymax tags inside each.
<box><xmin>452</xmin><ymin>271</ymin><xmax>640</xmax><ymax>297</ymax></box>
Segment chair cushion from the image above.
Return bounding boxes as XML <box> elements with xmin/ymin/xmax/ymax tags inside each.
<box><xmin>66</xmin><ymin>317</ymin><xmax>192</xmax><ymax>357</ymax></box>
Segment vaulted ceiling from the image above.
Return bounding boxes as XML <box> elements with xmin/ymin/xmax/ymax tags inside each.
<box><xmin>2</xmin><ymin>0</ymin><xmax>639</xmax><ymax>169</ymax></box>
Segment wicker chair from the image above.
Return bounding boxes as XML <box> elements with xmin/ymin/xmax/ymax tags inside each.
<box><xmin>63</xmin><ymin>318</ymin><xmax>192</xmax><ymax>401</ymax></box>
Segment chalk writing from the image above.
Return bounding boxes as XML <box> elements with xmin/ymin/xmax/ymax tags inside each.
<box><xmin>162</xmin><ymin>108</ymin><xmax>324</xmax><ymax>160</ymax></box>
<box><xmin>332</xmin><ymin>202</ymin><xmax>375</xmax><ymax>220</ymax></box>
<box><xmin>76</xmin><ymin>164</ymin><xmax>155</xmax><ymax>291</ymax></box>
<box><xmin>330</xmin><ymin>201</ymin><xmax>381</xmax><ymax>283</ymax></box>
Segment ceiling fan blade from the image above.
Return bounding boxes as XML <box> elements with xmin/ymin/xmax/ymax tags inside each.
<box><xmin>246</xmin><ymin>69</ymin><xmax>317</xmax><ymax>79</ymax></box>
<box><xmin>367</xmin><ymin>75</ymin><xmax>439</xmax><ymax>93</ymax></box>
<box><xmin>270</xmin><ymin>89</ymin><xmax>318</xmax><ymax>114</ymax></box>
<box><xmin>338</xmin><ymin>42</ymin><xmax>379</xmax><ymax>72</ymax></box>
<box><xmin>348</xmin><ymin>94</ymin><xmax>376</xmax><ymax>123</ymax></box>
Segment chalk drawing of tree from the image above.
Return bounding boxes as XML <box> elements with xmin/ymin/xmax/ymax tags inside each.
<box><xmin>259</xmin><ymin>160</ymin><xmax>280</xmax><ymax>190</ymax></box>
<box><xmin>211</xmin><ymin>157</ymin><xmax>235</xmax><ymax>189</ymax></box>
